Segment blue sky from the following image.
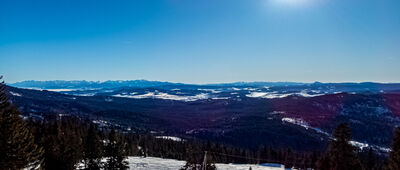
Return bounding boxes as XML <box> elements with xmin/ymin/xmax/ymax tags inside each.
<box><xmin>0</xmin><ymin>0</ymin><xmax>399</xmax><ymax>84</ymax></box>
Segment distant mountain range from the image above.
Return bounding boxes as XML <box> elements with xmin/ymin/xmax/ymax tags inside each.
<box><xmin>9</xmin><ymin>80</ymin><xmax>400</xmax><ymax>91</ymax></box>
<box><xmin>10</xmin><ymin>80</ymin><xmax>183</xmax><ymax>89</ymax></box>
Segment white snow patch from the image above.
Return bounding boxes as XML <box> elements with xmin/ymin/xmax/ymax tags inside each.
<box><xmin>281</xmin><ymin>117</ymin><xmax>392</xmax><ymax>153</ymax></box>
<box><xmin>75</xmin><ymin>93</ymin><xmax>96</xmax><ymax>96</ymax></box>
<box><xmin>243</xmin><ymin>88</ymin><xmax>258</xmax><ymax>91</ymax></box>
<box><xmin>281</xmin><ymin>117</ymin><xmax>329</xmax><ymax>135</ymax></box>
<box><xmin>375</xmin><ymin>146</ymin><xmax>391</xmax><ymax>153</ymax></box>
<box><xmin>297</xmin><ymin>90</ymin><xmax>325</xmax><ymax>97</ymax></box>
<box><xmin>23</xmin><ymin>87</ymin><xmax>43</xmax><ymax>91</ymax></box>
<box><xmin>9</xmin><ymin>91</ymin><xmax>22</xmax><ymax>96</ymax></box>
<box><xmin>280</xmin><ymin>118</ymin><xmax>391</xmax><ymax>153</ymax></box>
<box><xmin>246</xmin><ymin>92</ymin><xmax>291</xmax><ymax>99</ymax></box>
<box><xmin>246</xmin><ymin>92</ymin><xmax>269</xmax><ymax>98</ymax></box>
<box><xmin>246</xmin><ymin>91</ymin><xmax>325</xmax><ymax>99</ymax></box>
<box><xmin>282</xmin><ymin>118</ymin><xmax>308</xmax><ymax>127</ymax></box>
<box><xmin>198</xmin><ymin>89</ymin><xmax>222</xmax><ymax>93</ymax></box>
<box><xmin>211</xmin><ymin>97</ymin><xmax>230</xmax><ymax>100</ymax></box>
<box><xmin>19</xmin><ymin>115</ymin><xmax>28</xmax><ymax>120</ymax></box>
<box><xmin>155</xmin><ymin>136</ymin><xmax>184</xmax><ymax>142</ymax></box>
<box><xmin>46</xmin><ymin>89</ymin><xmax>76</xmax><ymax>92</ymax></box>
<box><xmin>349</xmin><ymin>141</ymin><xmax>391</xmax><ymax>152</ymax></box>
<box><xmin>91</xmin><ymin>120</ymin><xmax>120</xmax><ymax>128</ymax></box>
<box><xmin>269</xmin><ymin>111</ymin><xmax>285</xmax><ymax>115</ymax></box>
<box><xmin>23</xmin><ymin>161</ymin><xmax>41</xmax><ymax>170</ymax></box>
<box><xmin>349</xmin><ymin>141</ymin><xmax>369</xmax><ymax>150</ymax></box>
<box><xmin>113</xmin><ymin>92</ymin><xmax>209</xmax><ymax>102</ymax></box>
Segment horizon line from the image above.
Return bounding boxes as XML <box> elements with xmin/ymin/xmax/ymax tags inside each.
<box><xmin>8</xmin><ymin>79</ymin><xmax>400</xmax><ymax>85</ymax></box>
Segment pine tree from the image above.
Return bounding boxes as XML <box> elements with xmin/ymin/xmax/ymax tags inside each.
<box><xmin>316</xmin><ymin>154</ymin><xmax>330</xmax><ymax>170</ymax></box>
<box><xmin>105</xmin><ymin>129</ymin><xmax>128</xmax><ymax>170</ymax></box>
<box><xmin>318</xmin><ymin>123</ymin><xmax>362</xmax><ymax>170</ymax></box>
<box><xmin>363</xmin><ymin>147</ymin><xmax>376</xmax><ymax>170</ymax></box>
<box><xmin>84</xmin><ymin>124</ymin><xmax>103</xmax><ymax>170</ymax></box>
<box><xmin>0</xmin><ymin>76</ymin><xmax>44</xmax><ymax>169</ymax></box>
<box><xmin>388</xmin><ymin>127</ymin><xmax>400</xmax><ymax>170</ymax></box>
<box><xmin>180</xmin><ymin>149</ymin><xmax>216</xmax><ymax>170</ymax></box>
<box><xmin>181</xmin><ymin>145</ymin><xmax>201</xmax><ymax>170</ymax></box>
<box><xmin>39</xmin><ymin>116</ymin><xmax>84</xmax><ymax>170</ymax></box>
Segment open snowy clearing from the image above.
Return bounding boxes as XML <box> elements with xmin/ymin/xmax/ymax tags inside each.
<box><xmin>77</xmin><ymin>156</ymin><xmax>286</xmax><ymax>170</ymax></box>
<box><xmin>125</xmin><ymin>157</ymin><xmax>285</xmax><ymax>170</ymax></box>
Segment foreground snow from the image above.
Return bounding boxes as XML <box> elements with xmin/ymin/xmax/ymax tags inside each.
<box><xmin>126</xmin><ymin>157</ymin><xmax>285</xmax><ymax>170</ymax></box>
<box><xmin>77</xmin><ymin>156</ymin><xmax>286</xmax><ymax>170</ymax></box>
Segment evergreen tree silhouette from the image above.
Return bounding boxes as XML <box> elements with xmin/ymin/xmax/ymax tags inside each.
<box><xmin>0</xmin><ymin>76</ymin><xmax>43</xmax><ymax>169</ymax></box>
<box><xmin>388</xmin><ymin>127</ymin><xmax>400</xmax><ymax>170</ymax></box>
<box><xmin>105</xmin><ymin>128</ymin><xmax>128</xmax><ymax>170</ymax></box>
<box><xmin>364</xmin><ymin>147</ymin><xmax>376</xmax><ymax>170</ymax></box>
<box><xmin>180</xmin><ymin>147</ymin><xmax>216</xmax><ymax>170</ymax></box>
<box><xmin>84</xmin><ymin>124</ymin><xmax>103</xmax><ymax>170</ymax></box>
<box><xmin>40</xmin><ymin>117</ymin><xmax>84</xmax><ymax>170</ymax></box>
<box><xmin>318</xmin><ymin>123</ymin><xmax>362</xmax><ymax>170</ymax></box>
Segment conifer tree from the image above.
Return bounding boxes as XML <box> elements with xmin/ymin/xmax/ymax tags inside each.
<box><xmin>41</xmin><ymin>118</ymin><xmax>82</xmax><ymax>170</ymax></box>
<box><xmin>0</xmin><ymin>76</ymin><xmax>43</xmax><ymax>169</ymax></box>
<box><xmin>181</xmin><ymin>148</ymin><xmax>216</xmax><ymax>170</ymax></box>
<box><xmin>105</xmin><ymin>129</ymin><xmax>128</xmax><ymax>170</ymax></box>
<box><xmin>388</xmin><ymin>127</ymin><xmax>400</xmax><ymax>170</ymax></box>
<box><xmin>84</xmin><ymin>124</ymin><xmax>103</xmax><ymax>170</ymax></box>
<box><xmin>315</xmin><ymin>154</ymin><xmax>330</xmax><ymax>170</ymax></box>
<box><xmin>364</xmin><ymin>147</ymin><xmax>376</xmax><ymax>170</ymax></box>
<box><xmin>181</xmin><ymin>146</ymin><xmax>202</xmax><ymax>170</ymax></box>
<box><xmin>318</xmin><ymin>123</ymin><xmax>362</xmax><ymax>170</ymax></box>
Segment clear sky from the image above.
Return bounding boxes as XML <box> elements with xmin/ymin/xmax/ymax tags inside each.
<box><xmin>0</xmin><ymin>0</ymin><xmax>399</xmax><ymax>84</ymax></box>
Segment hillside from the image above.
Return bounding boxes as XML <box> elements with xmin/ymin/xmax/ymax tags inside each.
<box><xmin>7</xmin><ymin>82</ymin><xmax>400</xmax><ymax>153</ymax></box>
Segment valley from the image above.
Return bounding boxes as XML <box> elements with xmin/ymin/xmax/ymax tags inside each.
<box><xmin>8</xmin><ymin>81</ymin><xmax>400</xmax><ymax>153</ymax></box>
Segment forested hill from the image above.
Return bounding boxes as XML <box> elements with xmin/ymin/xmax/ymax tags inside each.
<box><xmin>7</xmin><ymin>83</ymin><xmax>400</xmax><ymax>153</ymax></box>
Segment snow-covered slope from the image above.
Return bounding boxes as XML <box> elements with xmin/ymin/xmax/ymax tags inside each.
<box><xmin>126</xmin><ymin>157</ymin><xmax>285</xmax><ymax>170</ymax></box>
<box><xmin>77</xmin><ymin>156</ymin><xmax>286</xmax><ymax>170</ymax></box>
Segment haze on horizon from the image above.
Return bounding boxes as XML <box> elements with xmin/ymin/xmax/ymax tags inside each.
<box><xmin>1</xmin><ymin>0</ymin><xmax>399</xmax><ymax>84</ymax></box>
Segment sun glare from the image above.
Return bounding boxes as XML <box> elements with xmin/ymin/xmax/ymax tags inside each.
<box><xmin>269</xmin><ymin>0</ymin><xmax>316</xmax><ymax>8</ymax></box>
